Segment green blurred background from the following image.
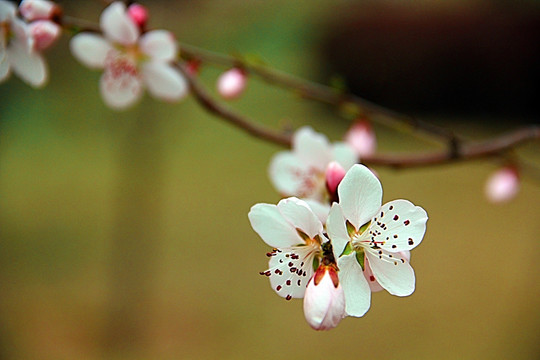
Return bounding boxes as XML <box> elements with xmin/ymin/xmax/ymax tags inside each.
<box><xmin>1</xmin><ymin>0</ymin><xmax>539</xmax><ymax>359</ymax></box>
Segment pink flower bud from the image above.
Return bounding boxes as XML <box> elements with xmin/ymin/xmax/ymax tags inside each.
<box><xmin>28</xmin><ymin>20</ymin><xmax>61</xmax><ymax>51</ymax></box>
<box><xmin>345</xmin><ymin>120</ymin><xmax>377</xmax><ymax>157</ymax></box>
<box><xmin>303</xmin><ymin>265</ymin><xmax>345</xmax><ymax>331</ymax></box>
<box><xmin>325</xmin><ymin>161</ymin><xmax>346</xmax><ymax>201</ymax></box>
<box><xmin>217</xmin><ymin>68</ymin><xmax>247</xmax><ymax>99</ymax></box>
<box><xmin>19</xmin><ymin>0</ymin><xmax>59</xmax><ymax>21</ymax></box>
<box><xmin>485</xmin><ymin>166</ymin><xmax>520</xmax><ymax>203</ymax></box>
<box><xmin>127</xmin><ymin>3</ymin><xmax>148</xmax><ymax>28</ymax></box>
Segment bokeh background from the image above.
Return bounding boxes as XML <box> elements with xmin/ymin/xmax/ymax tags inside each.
<box><xmin>1</xmin><ymin>0</ymin><xmax>539</xmax><ymax>359</ymax></box>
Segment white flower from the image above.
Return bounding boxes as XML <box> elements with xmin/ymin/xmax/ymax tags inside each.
<box><xmin>327</xmin><ymin>164</ymin><xmax>428</xmax><ymax>317</ymax></box>
<box><xmin>248</xmin><ymin>197</ymin><xmax>327</xmax><ymax>300</ymax></box>
<box><xmin>70</xmin><ymin>1</ymin><xmax>187</xmax><ymax>109</ymax></box>
<box><xmin>303</xmin><ymin>264</ymin><xmax>345</xmax><ymax>330</ymax></box>
<box><xmin>0</xmin><ymin>0</ymin><xmax>47</xmax><ymax>87</ymax></box>
<box><xmin>269</xmin><ymin>126</ymin><xmax>357</xmax><ymax>201</ymax></box>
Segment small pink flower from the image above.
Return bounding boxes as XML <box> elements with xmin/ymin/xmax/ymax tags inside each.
<box><xmin>70</xmin><ymin>1</ymin><xmax>187</xmax><ymax>109</ymax></box>
<box><xmin>127</xmin><ymin>3</ymin><xmax>148</xmax><ymax>29</ymax></box>
<box><xmin>485</xmin><ymin>166</ymin><xmax>520</xmax><ymax>203</ymax></box>
<box><xmin>19</xmin><ymin>0</ymin><xmax>59</xmax><ymax>21</ymax></box>
<box><xmin>303</xmin><ymin>264</ymin><xmax>345</xmax><ymax>330</ymax></box>
<box><xmin>325</xmin><ymin>161</ymin><xmax>346</xmax><ymax>203</ymax></box>
<box><xmin>345</xmin><ymin>120</ymin><xmax>377</xmax><ymax>157</ymax></box>
<box><xmin>0</xmin><ymin>0</ymin><xmax>48</xmax><ymax>87</ymax></box>
<box><xmin>217</xmin><ymin>68</ymin><xmax>247</xmax><ymax>99</ymax></box>
<box><xmin>28</xmin><ymin>20</ymin><xmax>60</xmax><ymax>51</ymax></box>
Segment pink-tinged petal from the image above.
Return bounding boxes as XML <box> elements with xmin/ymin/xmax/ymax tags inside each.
<box><xmin>345</xmin><ymin>120</ymin><xmax>377</xmax><ymax>157</ymax></box>
<box><xmin>19</xmin><ymin>0</ymin><xmax>58</xmax><ymax>21</ymax></box>
<box><xmin>338</xmin><ymin>164</ymin><xmax>382</xmax><ymax>229</ymax></box>
<box><xmin>277</xmin><ymin>197</ymin><xmax>323</xmax><ymax>240</ymax></box>
<box><xmin>332</xmin><ymin>143</ymin><xmax>358</xmax><ymax>170</ymax></box>
<box><xmin>337</xmin><ymin>253</ymin><xmax>371</xmax><ymax>317</ymax></box>
<box><xmin>70</xmin><ymin>33</ymin><xmax>113</xmax><ymax>69</ymax></box>
<box><xmin>99</xmin><ymin>63</ymin><xmax>143</xmax><ymax>109</ymax></box>
<box><xmin>325</xmin><ymin>161</ymin><xmax>346</xmax><ymax>197</ymax></box>
<box><xmin>7</xmin><ymin>42</ymin><xmax>47</xmax><ymax>87</ymax></box>
<box><xmin>141</xmin><ymin>62</ymin><xmax>188</xmax><ymax>101</ymax></box>
<box><xmin>363</xmin><ymin>256</ymin><xmax>383</xmax><ymax>292</ymax></box>
<box><xmin>361</xmin><ymin>199</ymin><xmax>428</xmax><ymax>252</ymax></box>
<box><xmin>485</xmin><ymin>166</ymin><xmax>520</xmax><ymax>203</ymax></box>
<box><xmin>28</xmin><ymin>20</ymin><xmax>61</xmax><ymax>51</ymax></box>
<box><xmin>139</xmin><ymin>30</ymin><xmax>177</xmax><ymax>61</ymax></box>
<box><xmin>269</xmin><ymin>151</ymin><xmax>321</xmax><ymax>198</ymax></box>
<box><xmin>294</xmin><ymin>126</ymin><xmax>333</xmax><ymax>170</ymax></box>
<box><xmin>127</xmin><ymin>3</ymin><xmax>148</xmax><ymax>28</ymax></box>
<box><xmin>365</xmin><ymin>248</ymin><xmax>415</xmax><ymax>296</ymax></box>
<box><xmin>100</xmin><ymin>1</ymin><xmax>139</xmax><ymax>46</ymax></box>
<box><xmin>264</xmin><ymin>245</ymin><xmax>316</xmax><ymax>299</ymax></box>
<box><xmin>248</xmin><ymin>203</ymin><xmax>304</xmax><ymax>248</ymax></box>
<box><xmin>303</xmin><ymin>266</ymin><xmax>345</xmax><ymax>330</ymax></box>
<box><xmin>216</xmin><ymin>68</ymin><xmax>247</xmax><ymax>100</ymax></box>
<box><xmin>302</xmin><ymin>199</ymin><xmax>330</xmax><ymax>225</ymax></box>
<box><xmin>326</xmin><ymin>204</ymin><xmax>350</xmax><ymax>259</ymax></box>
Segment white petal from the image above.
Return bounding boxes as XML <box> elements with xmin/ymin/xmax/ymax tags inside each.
<box><xmin>99</xmin><ymin>65</ymin><xmax>143</xmax><ymax>109</ymax></box>
<box><xmin>361</xmin><ymin>199</ymin><xmax>428</xmax><ymax>252</ymax></box>
<box><xmin>0</xmin><ymin>32</ymin><xmax>9</xmax><ymax>82</ymax></box>
<box><xmin>302</xmin><ymin>199</ymin><xmax>331</xmax><ymax>225</ymax></box>
<box><xmin>337</xmin><ymin>253</ymin><xmax>371</xmax><ymax>317</ymax></box>
<box><xmin>70</xmin><ymin>33</ymin><xmax>113</xmax><ymax>69</ymax></box>
<box><xmin>100</xmin><ymin>1</ymin><xmax>139</xmax><ymax>46</ymax></box>
<box><xmin>0</xmin><ymin>0</ymin><xmax>16</xmax><ymax>22</ymax></box>
<box><xmin>248</xmin><ymin>203</ymin><xmax>304</xmax><ymax>248</ymax></box>
<box><xmin>269</xmin><ymin>151</ymin><xmax>318</xmax><ymax>198</ymax></box>
<box><xmin>326</xmin><ymin>204</ymin><xmax>350</xmax><ymax>259</ymax></box>
<box><xmin>363</xmin><ymin>255</ymin><xmax>384</xmax><ymax>292</ymax></box>
<box><xmin>303</xmin><ymin>268</ymin><xmax>345</xmax><ymax>330</ymax></box>
<box><xmin>365</xmin><ymin>248</ymin><xmax>415</xmax><ymax>296</ymax></box>
<box><xmin>141</xmin><ymin>62</ymin><xmax>188</xmax><ymax>101</ymax></box>
<box><xmin>264</xmin><ymin>245</ymin><xmax>316</xmax><ymax>299</ymax></box>
<box><xmin>277</xmin><ymin>197</ymin><xmax>323</xmax><ymax>239</ymax></box>
<box><xmin>332</xmin><ymin>142</ymin><xmax>358</xmax><ymax>170</ymax></box>
<box><xmin>139</xmin><ymin>30</ymin><xmax>177</xmax><ymax>61</ymax></box>
<box><xmin>7</xmin><ymin>42</ymin><xmax>47</xmax><ymax>87</ymax></box>
<box><xmin>294</xmin><ymin>126</ymin><xmax>333</xmax><ymax>170</ymax></box>
<box><xmin>338</xmin><ymin>164</ymin><xmax>382</xmax><ymax>229</ymax></box>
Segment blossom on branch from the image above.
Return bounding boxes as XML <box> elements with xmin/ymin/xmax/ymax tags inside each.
<box><xmin>70</xmin><ymin>1</ymin><xmax>187</xmax><ymax>109</ymax></box>
<box><xmin>269</xmin><ymin>126</ymin><xmax>357</xmax><ymax>201</ymax></box>
<box><xmin>217</xmin><ymin>67</ymin><xmax>247</xmax><ymax>99</ymax></box>
<box><xmin>19</xmin><ymin>0</ymin><xmax>60</xmax><ymax>22</ymax></box>
<box><xmin>326</xmin><ymin>164</ymin><xmax>428</xmax><ymax>317</ymax></box>
<box><xmin>0</xmin><ymin>0</ymin><xmax>47</xmax><ymax>87</ymax></box>
<box><xmin>485</xmin><ymin>165</ymin><xmax>520</xmax><ymax>203</ymax></box>
<box><xmin>249</xmin><ymin>197</ymin><xmax>325</xmax><ymax>301</ymax></box>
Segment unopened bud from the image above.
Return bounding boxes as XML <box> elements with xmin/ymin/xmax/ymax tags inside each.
<box><xmin>28</xmin><ymin>20</ymin><xmax>60</xmax><ymax>51</ymax></box>
<box><xmin>325</xmin><ymin>161</ymin><xmax>346</xmax><ymax>202</ymax></box>
<box><xmin>127</xmin><ymin>3</ymin><xmax>148</xmax><ymax>28</ymax></box>
<box><xmin>485</xmin><ymin>166</ymin><xmax>520</xmax><ymax>203</ymax></box>
<box><xmin>217</xmin><ymin>68</ymin><xmax>247</xmax><ymax>99</ymax></box>
<box><xmin>303</xmin><ymin>265</ymin><xmax>345</xmax><ymax>330</ymax></box>
<box><xmin>345</xmin><ymin>120</ymin><xmax>376</xmax><ymax>157</ymax></box>
<box><xmin>185</xmin><ymin>59</ymin><xmax>201</xmax><ymax>76</ymax></box>
<box><xmin>19</xmin><ymin>0</ymin><xmax>59</xmax><ymax>21</ymax></box>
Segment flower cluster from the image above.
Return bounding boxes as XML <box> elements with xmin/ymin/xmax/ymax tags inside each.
<box><xmin>0</xmin><ymin>0</ymin><xmax>60</xmax><ymax>88</ymax></box>
<box><xmin>70</xmin><ymin>1</ymin><xmax>187</xmax><ymax>109</ymax></box>
<box><xmin>249</xmin><ymin>127</ymin><xmax>428</xmax><ymax>330</ymax></box>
